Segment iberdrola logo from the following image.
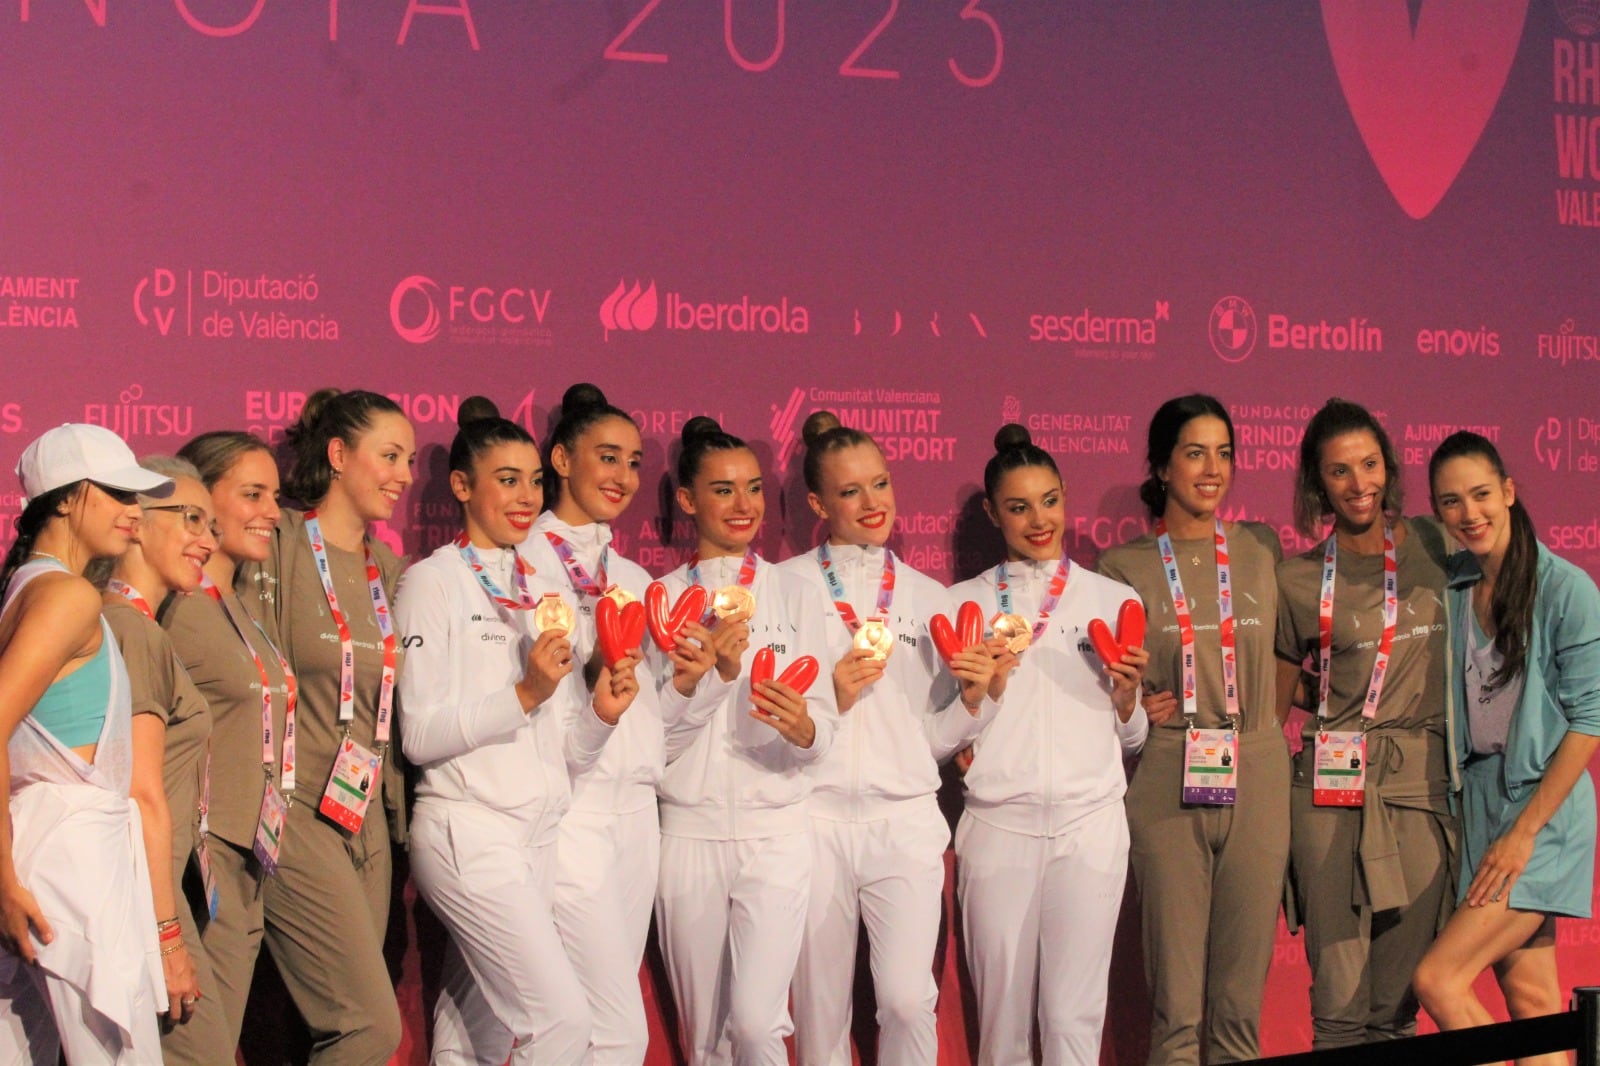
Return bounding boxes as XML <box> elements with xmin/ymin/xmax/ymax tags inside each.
<box><xmin>600</xmin><ymin>279</ymin><xmax>659</xmax><ymax>340</ymax></box>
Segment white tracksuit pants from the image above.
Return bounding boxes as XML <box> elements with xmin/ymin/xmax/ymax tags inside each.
<box><xmin>791</xmin><ymin>804</ymin><xmax>948</xmax><ymax>1066</ymax></box>
<box><xmin>654</xmin><ymin>832</ymin><xmax>810</xmax><ymax>1066</ymax></box>
<box><xmin>410</xmin><ymin>803</ymin><xmax>592</xmax><ymax>1065</ymax></box>
<box><xmin>553</xmin><ymin>805</ymin><xmax>661</xmax><ymax>1065</ymax></box>
<box><xmin>954</xmin><ymin>804</ymin><xmax>1129</xmax><ymax>1066</ymax></box>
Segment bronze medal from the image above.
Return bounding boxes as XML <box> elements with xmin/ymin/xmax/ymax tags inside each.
<box><xmin>534</xmin><ymin>592</ymin><xmax>574</xmax><ymax>635</ymax></box>
<box><xmin>991</xmin><ymin>611</ymin><xmax>1032</xmax><ymax>654</ymax></box>
<box><xmin>602</xmin><ymin>584</ymin><xmax>637</xmax><ymax>608</ymax></box>
<box><xmin>711</xmin><ymin>585</ymin><xmax>756</xmax><ymax>620</ymax></box>
<box><xmin>853</xmin><ymin>617</ymin><xmax>894</xmax><ymax>662</ymax></box>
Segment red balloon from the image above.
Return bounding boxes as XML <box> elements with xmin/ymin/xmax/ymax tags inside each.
<box><xmin>956</xmin><ymin>600</ymin><xmax>985</xmax><ymax>650</ymax></box>
<box><xmin>778</xmin><ymin>655</ymin><xmax>820</xmax><ymax>696</ymax></box>
<box><xmin>597</xmin><ymin>597</ymin><xmax>645</xmax><ymax>669</ymax></box>
<box><xmin>929</xmin><ymin>613</ymin><xmax>962</xmax><ymax>666</ymax></box>
<box><xmin>1116</xmin><ymin>598</ymin><xmax>1146</xmax><ymax>650</ymax></box>
<box><xmin>750</xmin><ymin>646</ymin><xmax>776</xmax><ymax>686</ymax></box>
<box><xmin>645</xmin><ymin>582</ymin><xmax>709</xmax><ymax>652</ymax></box>
<box><xmin>1088</xmin><ymin>617</ymin><xmax>1124</xmax><ymax>668</ymax></box>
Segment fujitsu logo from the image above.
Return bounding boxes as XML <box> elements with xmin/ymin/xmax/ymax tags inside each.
<box><xmin>600</xmin><ymin>280</ymin><xmax>659</xmax><ymax>340</ymax></box>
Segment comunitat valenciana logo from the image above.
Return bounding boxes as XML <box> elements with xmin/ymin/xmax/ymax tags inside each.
<box><xmin>600</xmin><ymin>279</ymin><xmax>809</xmax><ymax>341</ymax></box>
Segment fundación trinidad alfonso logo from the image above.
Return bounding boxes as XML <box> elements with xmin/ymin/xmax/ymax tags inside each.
<box><xmin>1208</xmin><ymin>296</ymin><xmax>1257</xmax><ymax>363</ymax></box>
<box><xmin>1321</xmin><ymin>1</ymin><xmax>1527</xmax><ymax>220</ymax></box>
<box><xmin>600</xmin><ymin>280</ymin><xmax>659</xmax><ymax>340</ymax></box>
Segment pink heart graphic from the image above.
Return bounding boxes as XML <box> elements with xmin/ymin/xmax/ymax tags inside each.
<box><xmin>1322</xmin><ymin>2</ymin><xmax>1528</xmax><ymax>220</ymax></box>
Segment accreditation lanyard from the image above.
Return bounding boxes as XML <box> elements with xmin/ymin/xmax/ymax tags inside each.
<box><xmin>544</xmin><ymin>531</ymin><xmax>609</xmax><ymax>598</ymax></box>
<box><xmin>1155</xmin><ymin>519</ymin><xmax>1240</xmax><ymax>725</ymax></box>
<box><xmin>304</xmin><ymin>512</ymin><xmax>395</xmax><ymax>750</ymax></box>
<box><xmin>816</xmin><ymin>542</ymin><xmax>895</xmax><ymax>634</ymax></box>
<box><xmin>1317</xmin><ymin>525</ymin><xmax>1398</xmax><ymax>722</ymax></box>
<box><xmin>995</xmin><ymin>555</ymin><xmax>1071</xmax><ymax>643</ymax></box>
<box><xmin>688</xmin><ymin>547</ymin><xmax>759</xmax><ymax>623</ymax></box>
<box><xmin>456</xmin><ymin>533</ymin><xmax>537</xmax><ymax>612</ymax></box>
<box><xmin>201</xmin><ymin>574</ymin><xmax>298</xmax><ymax>796</ymax></box>
<box><xmin>107</xmin><ymin>579</ymin><xmax>157</xmax><ymax>621</ymax></box>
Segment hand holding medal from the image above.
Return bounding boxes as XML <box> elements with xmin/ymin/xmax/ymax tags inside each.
<box><xmin>518</xmin><ymin>595</ymin><xmax>576</xmax><ymax>711</ymax></box>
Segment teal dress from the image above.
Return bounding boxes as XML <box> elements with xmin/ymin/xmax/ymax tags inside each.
<box><xmin>1444</xmin><ymin>543</ymin><xmax>1600</xmax><ymax>918</ymax></box>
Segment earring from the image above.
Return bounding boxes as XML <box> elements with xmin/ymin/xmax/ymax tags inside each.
<box><xmin>332</xmin><ymin>469</ymin><xmax>343</xmax><ymax>480</ymax></box>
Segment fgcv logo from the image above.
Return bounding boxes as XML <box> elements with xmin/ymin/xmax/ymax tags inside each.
<box><xmin>391</xmin><ymin>275</ymin><xmax>553</xmax><ymax>346</ymax></box>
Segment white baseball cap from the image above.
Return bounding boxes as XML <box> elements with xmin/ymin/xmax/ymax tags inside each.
<box><xmin>16</xmin><ymin>424</ymin><xmax>175</xmax><ymax>503</ymax></box>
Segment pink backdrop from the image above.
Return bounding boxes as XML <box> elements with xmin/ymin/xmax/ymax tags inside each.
<box><xmin>3</xmin><ymin>2</ymin><xmax>1600</xmax><ymax>1060</ymax></box>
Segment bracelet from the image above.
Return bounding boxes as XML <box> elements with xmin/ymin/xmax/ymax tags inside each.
<box><xmin>160</xmin><ymin>941</ymin><xmax>185</xmax><ymax>957</ymax></box>
<box><xmin>156</xmin><ymin>917</ymin><xmax>181</xmax><ymax>933</ymax></box>
<box><xmin>159</xmin><ymin>927</ymin><xmax>183</xmax><ymax>943</ymax></box>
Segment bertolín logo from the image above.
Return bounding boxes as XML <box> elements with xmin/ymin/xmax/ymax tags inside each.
<box><xmin>601</xmin><ymin>280</ymin><xmax>659</xmax><ymax>340</ymax></box>
<box><xmin>1209</xmin><ymin>296</ymin><xmax>1257</xmax><ymax>363</ymax></box>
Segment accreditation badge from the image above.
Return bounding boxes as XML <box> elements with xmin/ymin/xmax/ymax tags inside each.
<box><xmin>1313</xmin><ymin>730</ymin><xmax>1366</xmax><ymax>807</ymax></box>
<box><xmin>253</xmin><ymin>781</ymin><xmax>288</xmax><ymax>876</ymax></box>
<box><xmin>1182</xmin><ymin>728</ymin><xmax>1238</xmax><ymax>805</ymax></box>
<box><xmin>195</xmin><ymin>836</ymin><xmax>222</xmax><ymax>919</ymax></box>
<box><xmin>319</xmin><ymin>736</ymin><xmax>380</xmax><ymax>833</ymax></box>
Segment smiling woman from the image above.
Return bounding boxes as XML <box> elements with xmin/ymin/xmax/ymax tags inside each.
<box><xmin>235</xmin><ymin>389</ymin><xmax>415</xmax><ymax>1065</ymax></box>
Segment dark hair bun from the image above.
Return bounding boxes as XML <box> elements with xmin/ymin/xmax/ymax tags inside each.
<box><xmin>458</xmin><ymin>395</ymin><xmax>501</xmax><ymax>428</ymax></box>
<box><xmin>681</xmin><ymin>415</ymin><xmax>724</xmax><ymax>446</ymax></box>
<box><xmin>561</xmin><ymin>382</ymin><xmax>609</xmax><ymax>418</ymax></box>
<box><xmin>800</xmin><ymin>410</ymin><xmax>842</xmax><ymax>449</ymax></box>
<box><xmin>993</xmin><ymin>423</ymin><xmax>1032</xmax><ymax>453</ymax></box>
<box><xmin>285</xmin><ymin>387</ymin><xmax>341</xmax><ymax>446</ymax></box>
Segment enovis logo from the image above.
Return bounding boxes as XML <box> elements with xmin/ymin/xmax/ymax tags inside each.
<box><xmin>1209</xmin><ymin>296</ymin><xmax>1257</xmax><ymax>363</ymax></box>
<box><xmin>390</xmin><ymin>275</ymin><xmax>442</xmax><ymax>344</ymax></box>
<box><xmin>600</xmin><ymin>280</ymin><xmax>659</xmax><ymax>340</ymax></box>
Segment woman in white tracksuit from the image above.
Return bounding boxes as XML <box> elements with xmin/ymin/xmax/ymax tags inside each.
<box><xmin>517</xmin><ymin>383</ymin><xmax>665</xmax><ymax>1064</ymax></box>
<box><xmin>778</xmin><ymin>411</ymin><xmax>995</xmax><ymax>1066</ymax></box>
<box><xmin>654</xmin><ymin>415</ymin><xmax>839</xmax><ymax>1066</ymax></box>
<box><xmin>395</xmin><ymin>398</ymin><xmax>639</xmax><ymax>1065</ymax></box>
<box><xmin>950</xmin><ymin>424</ymin><xmax>1149</xmax><ymax>1066</ymax></box>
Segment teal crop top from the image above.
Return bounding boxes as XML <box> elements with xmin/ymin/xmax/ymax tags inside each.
<box><xmin>30</xmin><ymin>634</ymin><xmax>111</xmax><ymax>748</ymax></box>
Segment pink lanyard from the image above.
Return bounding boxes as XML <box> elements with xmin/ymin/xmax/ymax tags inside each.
<box><xmin>1317</xmin><ymin>525</ymin><xmax>1398</xmax><ymax>722</ymax></box>
<box><xmin>304</xmin><ymin>512</ymin><xmax>395</xmax><ymax>749</ymax></box>
<box><xmin>816</xmin><ymin>543</ymin><xmax>895</xmax><ymax>634</ymax></box>
<box><xmin>456</xmin><ymin>533</ymin><xmax>537</xmax><ymax>611</ymax></box>
<box><xmin>1155</xmin><ymin>519</ymin><xmax>1240</xmax><ymax>724</ymax></box>
<box><xmin>994</xmin><ymin>555</ymin><xmax>1071</xmax><ymax>643</ymax></box>
<box><xmin>544</xmin><ymin>530</ymin><xmax>609</xmax><ymax>598</ymax></box>
<box><xmin>688</xmin><ymin>548</ymin><xmax>758</xmax><ymax>623</ymax></box>
<box><xmin>202</xmin><ymin>574</ymin><xmax>298</xmax><ymax>795</ymax></box>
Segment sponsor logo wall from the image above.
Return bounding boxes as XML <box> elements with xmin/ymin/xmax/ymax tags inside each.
<box><xmin>2</xmin><ymin>3</ymin><xmax>1595</xmax><ymax>1061</ymax></box>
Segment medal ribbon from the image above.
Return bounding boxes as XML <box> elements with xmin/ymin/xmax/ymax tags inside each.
<box><xmin>1317</xmin><ymin>525</ymin><xmax>1398</xmax><ymax>722</ymax></box>
<box><xmin>816</xmin><ymin>543</ymin><xmax>895</xmax><ymax>634</ymax></box>
<box><xmin>995</xmin><ymin>554</ymin><xmax>1071</xmax><ymax>643</ymax></box>
<box><xmin>202</xmin><ymin>574</ymin><xmax>299</xmax><ymax>795</ymax></box>
<box><xmin>455</xmin><ymin>533</ymin><xmax>537</xmax><ymax>611</ymax></box>
<box><xmin>107</xmin><ymin>578</ymin><xmax>157</xmax><ymax>621</ymax></box>
<box><xmin>688</xmin><ymin>547</ymin><xmax>759</xmax><ymax>623</ymax></box>
<box><xmin>544</xmin><ymin>531</ymin><xmax>609</xmax><ymax>598</ymax></box>
<box><xmin>1155</xmin><ymin>519</ymin><xmax>1240</xmax><ymax>724</ymax></box>
<box><xmin>304</xmin><ymin>512</ymin><xmax>395</xmax><ymax>749</ymax></box>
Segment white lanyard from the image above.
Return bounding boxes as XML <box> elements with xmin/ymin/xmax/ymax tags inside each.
<box><xmin>1156</xmin><ymin>519</ymin><xmax>1240</xmax><ymax>724</ymax></box>
<box><xmin>304</xmin><ymin>512</ymin><xmax>395</xmax><ymax>748</ymax></box>
<box><xmin>1318</xmin><ymin>525</ymin><xmax>1398</xmax><ymax>722</ymax></box>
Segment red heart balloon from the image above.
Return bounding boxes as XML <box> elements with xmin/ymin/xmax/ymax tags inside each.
<box><xmin>929</xmin><ymin>613</ymin><xmax>962</xmax><ymax>666</ymax></box>
<box><xmin>750</xmin><ymin>646</ymin><xmax>776</xmax><ymax>687</ymax></box>
<box><xmin>956</xmin><ymin>600</ymin><xmax>985</xmax><ymax>650</ymax></box>
<box><xmin>1116</xmin><ymin>599</ymin><xmax>1145</xmax><ymax>650</ymax></box>
<box><xmin>778</xmin><ymin>655</ymin><xmax>819</xmax><ymax>696</ymax></box>
<box><xmin>645</xmin><ymin>583</ymin><xmax>710</xmax><ymax>652</ymax></box>
<box><xmin>1088</xmin><ymin>617</ymin><xmax>1124</xmax><ymax>668</ymax></box>
<box><xmin>597</xmin><ymin>596</ymin><xmax>644</xmax><ymax>669</ymax></box>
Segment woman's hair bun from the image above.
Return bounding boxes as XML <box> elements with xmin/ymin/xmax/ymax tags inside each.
<box><xmin>800</xmin><ymin>410</ymin><xmax>842</xmax><ymax>449</ymax></box>
<box><xmin>561</xmin><ymin>382</ymin><xmax>609</xmax><ymax>418</ymax></box>
<box><xmin>681</xmin><ymin>415</ymin><xmax>723</xmax><ymax>446</ymax></box>
<box><xmin>457</xmin><ymin>395</ymin><xmax>501</xmax><ymax>428</ymax></box>
<box><xmin>993</xmin><ymin>423</ymin><xmax>1032</xmax><ymax>453</ymax></box>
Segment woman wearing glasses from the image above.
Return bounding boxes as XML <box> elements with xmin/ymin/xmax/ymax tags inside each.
<box><xmin>0</xmin><ymin>423</ymin><xmax>174</xmax><ymax>1063</ymax></box>
<box><xmin>96</xmin><ymin>457</ymin><xmax>226</xmax><ymax>1061</ymax></box>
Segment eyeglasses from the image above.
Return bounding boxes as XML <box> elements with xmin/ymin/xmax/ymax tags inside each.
<box><xmin>144</xmin><ymin>505</ymin><xmax>221</xmax><ymax>539</ymax></box>
<box><xmin>92</xmin><ymin>482</ymin><xmax>140</xmax><ymax>506</ymax></box>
